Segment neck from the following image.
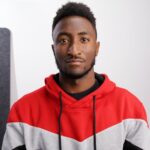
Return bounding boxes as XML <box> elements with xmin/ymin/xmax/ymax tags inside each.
<box><xmin>59</xmin><ymin>69</ymin><xmax>96</xmax><ymax>94</ymax></box>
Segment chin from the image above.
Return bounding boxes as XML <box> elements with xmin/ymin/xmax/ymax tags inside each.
<box><xmin>60</xmin><ymin>68</ymin><xmax>93</xmax><ymax>79</ymax></box>
<box><xmin>56</xmin><ymin>58</ymin><xmax>95</xmax><ymax>79</ymax></box>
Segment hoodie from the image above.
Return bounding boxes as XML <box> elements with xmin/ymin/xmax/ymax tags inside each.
<box><xmin>2</xmin><ymin>74</ymin><xmax>150</xmax><ymax>150</ymax></box>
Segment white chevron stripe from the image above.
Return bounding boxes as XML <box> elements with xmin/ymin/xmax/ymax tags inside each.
<box><xmin>2</xmin><ymin>119</ymin><xmax>150</xmax><ymax>150</ymax></box>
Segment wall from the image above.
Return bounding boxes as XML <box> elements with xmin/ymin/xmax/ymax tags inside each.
<box><xmin>0</xmin><ymin>0</ymin><xmax>150</xmax><ymax>121</ymax></box>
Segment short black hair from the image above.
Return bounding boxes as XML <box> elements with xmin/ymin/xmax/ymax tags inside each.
<box><xmin>52</xmin><ymin>2</ymin><xmax>97</xmax><ymax>35</ymax></box>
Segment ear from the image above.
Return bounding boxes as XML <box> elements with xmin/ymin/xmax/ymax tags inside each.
<box><xmin>51</xmin><ymin>44</ymin><xmax>55</xmax><ymax>56</ymax></box>
<box><xmin>95</xmin><ymin>41</ymin><xmax>100</xmax><ymax>56</ymax></box>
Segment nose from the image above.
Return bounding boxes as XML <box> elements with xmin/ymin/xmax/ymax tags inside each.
<box><xmin>67</xmin><ymin>41</ymin><xmax>81</xmax><ymax>56</ymax></box>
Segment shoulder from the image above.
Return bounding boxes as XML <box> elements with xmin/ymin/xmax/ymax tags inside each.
<box><xmin>13</xmin><ymin>86</ymin><xmax>47</xmax><ymax>106</ymax></box>
<box><xmin>113</xmin><ymin>86</ymin><xmax>148</xmax><ymax>122</ymax></box>
<box><xmin>114</xmin><ymin>86</ymin><xmax>142</xmax><ymax>105</ymax></box>
<box><xmin>8</xmin><ymin>86</ymin><xmax>49</xmax><ymax>123</ymax></box>
<box><xmin>9</xmin><ymin>86</ymin><xmax>48</xmax><ymax>116</ymax></box>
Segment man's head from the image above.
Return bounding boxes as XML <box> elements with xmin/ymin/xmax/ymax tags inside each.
<box><xmin>52</xmin><ymin>2</ymin><xmax>100</xmax><ymax>79</ymax></box>
<box><xmin>52</xmin><ymin>2</ymin><xmax>97</xmax><ymax>37</ymax></box>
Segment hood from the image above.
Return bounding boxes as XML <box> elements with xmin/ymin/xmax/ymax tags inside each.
<box><xmin>45</xmin><ymin>73</ymin><xmax>116</xmax><ymax>150</ymax></box>
<box><xmin>45</xmin><ymin>73</ymin><xmax>116</xmax><ymax>108</ymax></box>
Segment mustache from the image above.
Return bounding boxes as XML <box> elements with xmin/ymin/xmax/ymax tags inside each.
<box><xmin>64</xmin><ymin>56</ymin><xmax>85</xmax><ymax>63</ymax></box>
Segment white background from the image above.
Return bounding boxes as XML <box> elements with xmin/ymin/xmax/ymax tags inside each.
<box><xmin>0</xmin><ymin>0</ymin><xmax>150</xmax><ymax>122</ymax></box>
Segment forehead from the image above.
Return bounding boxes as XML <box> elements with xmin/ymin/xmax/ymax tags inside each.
<box><xmin>52</xmin><ymin>16</ymin><xmax>96</xmax><ymax>39</ymax></box>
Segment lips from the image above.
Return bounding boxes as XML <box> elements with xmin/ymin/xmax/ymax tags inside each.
<box><xmin>65</xmin><ymin>58</ymin><xmax>85</xmax><ymax>66</ymax></box>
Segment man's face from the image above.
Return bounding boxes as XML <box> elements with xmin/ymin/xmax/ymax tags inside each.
<box><xmin>52</xmin><ymin>16</ymin><xmax>100</xmax><ymax>79</ymax></box>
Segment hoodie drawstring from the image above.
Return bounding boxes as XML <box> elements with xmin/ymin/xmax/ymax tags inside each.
<box><xmin>93</xmin><ymin>95</ymin><xmax>97</xmax><ymax>150</ymax></box>
<box><xmin>58</xmin><ymin>92</ymin><xmax>63</xmax><ymax>150</ymax></box>
<box><xmin>58</xmin><ymin>93</ymin><xmax>97</xmax><ymax>150</ymax></box>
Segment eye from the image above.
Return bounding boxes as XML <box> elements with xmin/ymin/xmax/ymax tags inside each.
<box><xmin>80</xmin><ymin>37</ymin><xmax>90</xmax><ymax>43</ymax></box>
<box><xmin>57</xmin><ymin>38</ymin><xmax>70</xmax><ymax>45</ymax></box>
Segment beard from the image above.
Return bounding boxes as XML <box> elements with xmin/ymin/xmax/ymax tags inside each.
<box><xmin>55</xmin><ymin>57</ymin><xmax>96</xmax><ymax>79</ymax></box>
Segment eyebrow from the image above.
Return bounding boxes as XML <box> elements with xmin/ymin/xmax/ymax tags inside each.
<box><xmin>78</xmin><ymin>31</ymin><xmax>89</xmax><ymax>36</ymax></box>
<box><xmin>54</xmin><ymin>31</ymin><xmax>90</xmax><ymax>42</ymax></box>
<box><xmin>57</xmin><ymin>31</ymin><xmax>89</xmax><ymax>37</ymax></box>
<box><xmin>56</xmin><ymin>32</ymin><xmax>71</xmax><ymax>39</ymax></box>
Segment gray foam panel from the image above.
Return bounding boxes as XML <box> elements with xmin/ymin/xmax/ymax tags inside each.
<box><xmin>0</xmin><ymin>28</ymin><xmax>10</xmax><ymax>149</ymax></box>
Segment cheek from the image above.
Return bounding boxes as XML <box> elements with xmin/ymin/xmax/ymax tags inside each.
<box><xmin>54</xmin><ymin>47</ymin><xmax>66</xmax><ymax>60</ymax></box>
<box><xmin>84</xmin><ymin>45</ymin><xmax>97</xmax><ymax>59</ymax></box>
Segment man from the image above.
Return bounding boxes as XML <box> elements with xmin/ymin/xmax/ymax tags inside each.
<box><xmin>2</xmin><ymin>2</ymin><xmax>150</xmax><ymax>150</ymax></box>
